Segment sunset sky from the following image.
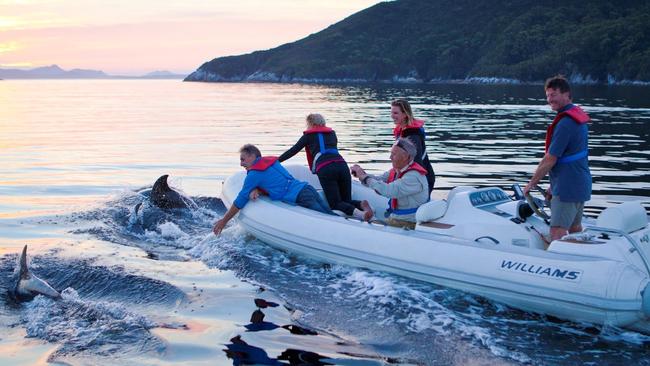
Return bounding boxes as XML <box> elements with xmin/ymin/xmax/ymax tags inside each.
<box><xmin>0</xmin><ymin>0</ymin><xmax>381</xmax><ymax>75</ymax></box>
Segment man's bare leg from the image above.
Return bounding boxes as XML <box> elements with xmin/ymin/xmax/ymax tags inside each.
<box><xmin>569</xmin><ymin>224</ymin><xmax>583</xmax><ymax>233</ymax></box>
<box><xmin>550</xmin><ymin>226</ymin><xmax>568</xmax><ymax>241</ymax></box>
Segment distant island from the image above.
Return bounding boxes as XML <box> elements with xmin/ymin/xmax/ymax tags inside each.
<box><xmin>185</xmin><ymin>0</ymin><xmax>650</xmax><ymax>85</ymax></box>
<box><xmin>141</xmin><ymin>70</ymin><xmax>187</xmax><ymax>79</ymax></box>
<box><xmin>0</xmin><ymin>65</ymin><xmax>187</xmax><ymax>79</ymax></box>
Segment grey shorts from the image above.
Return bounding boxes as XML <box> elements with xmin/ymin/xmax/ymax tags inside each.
<box><xmin>550</xmin><ymin>196</ymin><xmax>584</xmax><ymax>228</ymax></box>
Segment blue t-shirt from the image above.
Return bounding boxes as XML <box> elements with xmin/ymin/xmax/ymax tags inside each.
<box><xmin>548</xmin><ymin>104</ymin><xmax>592</xmax><ymax>202</ymax></box>
<box><xmin>233</xmin><ymin>160</ymin><xmax>307</xmax><ymax>209</ymax></box>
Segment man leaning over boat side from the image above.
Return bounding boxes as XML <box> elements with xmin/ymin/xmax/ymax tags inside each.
<box><xmin>350</xmin><ymin>138</ymin><xmax>429</xmax><ymax>229</ymax></box>
<box><xmin>213</xmin><ymin>144</ymin><xmax>335</xmax><ymax>236</ymax></box>
<box><xmin>524</xmin><ymin>75</ymin><xmax>592</xmax><ymax>242</ymax></box>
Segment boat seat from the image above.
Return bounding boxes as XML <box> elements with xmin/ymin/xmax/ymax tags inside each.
<box><xmin>416</xmin><ymin>200</ymin><xmax>448</xmax><ymax>223</ymax></box>
<box><xmin>596</xmin><ymin>202</ymin><xmax>648</xmax><ymax>233</ymax></box>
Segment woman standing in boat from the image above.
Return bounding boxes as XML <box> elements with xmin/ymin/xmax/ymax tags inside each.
<box><xmin>391</xmin><ymin>99</ymin><xmax>435</xmax><ymax>194</ymax></box>
<box><xmin>278</xmin><ymin>113</ymin><xmax>373</xmax><ymax>221</ymax></box>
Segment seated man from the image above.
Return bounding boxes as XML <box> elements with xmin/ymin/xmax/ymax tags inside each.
<box><xmin>350</xmin><ymin>138</ymin><xmax>429</xmax><ymax>228</ymax></box>
<box><xmin>213</xmin><ymin>144</ymin><xmax>334</xmax><ymax>236</ymax></box>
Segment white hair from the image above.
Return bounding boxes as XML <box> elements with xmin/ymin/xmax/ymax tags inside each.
<box><xmin>306</xmin><ymin>113</ymin><xmax>326</xmax><ymax>126</ymax></box>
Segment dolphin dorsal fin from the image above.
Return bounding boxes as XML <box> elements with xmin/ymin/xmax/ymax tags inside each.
<box><xmin>19</xmin><ymin>245</ymin><xmax>30</xmax><ymax>279</ymax></box>
<box><xmin>153</xmin><ymin>174</ymin><xmax>171</xmax><ymax>193</ymax></box>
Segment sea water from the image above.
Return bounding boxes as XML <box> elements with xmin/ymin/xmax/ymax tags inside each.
<box><xmin>1</xmin><ymin>79</ymin><xmax>649</xmax><ymax>365</ymax></box>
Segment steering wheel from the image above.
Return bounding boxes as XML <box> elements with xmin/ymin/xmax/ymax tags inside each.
<box><xmin>525</xmin><ymin>184</ymin><xmax>550</xmax><ymax>220</ymax></box>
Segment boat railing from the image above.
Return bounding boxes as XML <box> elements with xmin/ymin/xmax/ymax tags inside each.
<box><xmin>585</xmin><ymin>225</ymin><xmax>650</xmax><ymax>275</ymax></box>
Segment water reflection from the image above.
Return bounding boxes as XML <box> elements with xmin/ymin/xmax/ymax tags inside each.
<box><xmin>277</xmin><ymin>349</ymin><xmax>332</xmax><ymax>365</ymax></box>
<box><xmin>231</xmin><ymin>298</ymin><xmax>382</xmax><ymax>366</ymax></box>
<box><xmin>245</xmin><ymin>308</ymin><xmax>279</xmax><ymax>332</ymax></box>
<box><xmin>1</xmin><ymin>81</ymin><xmax>648</xmax><ymax>217</ymax></box>
<box><xmin>223</xmin><ymin>335</ymin><xmax>282</xmax><ymax>366</ymax></box>
<box><xmin>245</xmin><ymin>298</ymin><xmax>317</xmax><ymax>335</ymax></box>
<box><xmin>223</xmin><ymin>335</ymin><xmax>335</xmax><ymax>366</ymax></box>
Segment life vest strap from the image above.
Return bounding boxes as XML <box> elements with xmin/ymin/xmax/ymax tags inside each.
<box><xmin>557</xmin><ymin>149</ymin><xmax>588</xmax><ymax>164</ymax></box>
<box><xmin>313</xmin><ymin>158</ymin><xmax>345</xmax><ymax>173</ymax></box>
<box><xmin>311</xmin><ymin>133</ymin><xmax>339</xmax><ymax>173</ymax></box>
<box><xmin>385</xmin><ymin>197</ymin><xmax>429</xmax><ymax>217</ymax></box>
<box><xmin>317</xmin><ymin>133</ymin><xmax>339</xmax><ymax>155</ymax></box>
<box><xmin>384</xmin><ymin>206</ymin><xmax>419</xmax><ymax>218</ymax></box>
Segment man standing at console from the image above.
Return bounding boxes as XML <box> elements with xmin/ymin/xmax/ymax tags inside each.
<box><xmin>525</xmin><ymin>75</ymin><xmax>592</xmax><ymax>241</ymax></box>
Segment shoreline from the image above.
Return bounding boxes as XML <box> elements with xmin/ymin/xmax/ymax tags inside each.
<box><xmin>183</xmin><ymin>70</ymin><xmax>650</xmax><ymax>87</ymax></box>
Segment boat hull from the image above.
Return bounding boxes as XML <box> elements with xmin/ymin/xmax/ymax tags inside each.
<box><xmin>221</xmin><ymin>165</ymin><xmax>650</xmax><ymax>333</ymax></box>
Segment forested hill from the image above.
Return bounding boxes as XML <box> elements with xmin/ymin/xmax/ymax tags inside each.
<box><xmin>185</xmin><ymin>0</ymin><xmax>650</xmax><ymax>84</ymax></box>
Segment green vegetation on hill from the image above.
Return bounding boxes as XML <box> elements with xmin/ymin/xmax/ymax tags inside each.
<box><xmin>186</xmin><ymin>0</ymin><xmax>650</xmax><ymax>83</ymax></box>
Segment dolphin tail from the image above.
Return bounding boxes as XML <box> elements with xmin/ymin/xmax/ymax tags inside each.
<box><xmin>17</xmin><ymin>245</ymin><xmax>61</xmax><ymax>300</ymax></box>
<box><xmin>20</xmin><ymin>245</ymin><xmax>29</xmax><ymax>279</ymax></box>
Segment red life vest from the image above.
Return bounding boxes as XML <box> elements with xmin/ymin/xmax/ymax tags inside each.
<box><xmin>303</xmin><ymin>126</ymin><xmax>333</xmax><ymax>134</ymax></box>
<box><xmin>393</xmin><ymin>119</ymin><xmax>424</xmax><ymax>139</ymax></box>
<box><xmin>545</xmin><ymin>105</ymin><xmax>590</xmax><ymax>154</ymax></box>
<box><xmin>248</xmin><ymin>156</ymin><xmax>278</xmax><ymax>171</ymax></box>
<box><xmin>387</xmin><ymin>162</ymin><xmax>427</xmax><ymax>209</ymax></box>
<box><xmin>247</xmin><ymin>156</ymin><xmax>279</xmax><ymax>196</ymax></box>
<box><xmin>302</xmin><ymin>126</ymin><xmax>344</xmax><ymax>173</ymax></box>
<box><xmin>303</xmin><ymin>126</ymin><xmax>334</xmax><ymax>168</ymax></box>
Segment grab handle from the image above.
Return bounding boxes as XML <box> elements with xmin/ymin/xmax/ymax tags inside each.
<box><xmin>585</xmin><ymin>225</ymin><xmax>650</xmax><ymax>275</ymax></box>
<box><xmin>475</xmin><ymin>236</ymin><xmax>499</xmax><ymax>244</ymax></box>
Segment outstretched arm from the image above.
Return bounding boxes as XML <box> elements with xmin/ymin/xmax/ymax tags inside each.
<box><xmin>213</xmin><ymin>205</ymin><xmax>240</xmax><ymax>236</ymax></box>
<box><xmin>278</xmin><ymin>135</ymin><xmax>308</xmax><ymax>162</ymax></box>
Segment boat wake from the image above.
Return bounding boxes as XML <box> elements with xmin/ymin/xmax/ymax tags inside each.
<box><xmin>0</xmin><ymin>250</ymin><xmax>187</xmax><ymax>364</ymax></box>
<box><xmin>67</xmin><ymin>186</ymin><xmax>224</xmax><ymax>260</ymax></box>
<box><xmin>190</xmin><ymin>224</ymin><xmax>650</xmax><ymax>365</ymax></box>
<box><xmin>53</xmin><ymin>187</ymin><xmax>650</xmax><ymax>365</ymax></box>
<box><xmin>23</xmin><ymin>289</ymin><xmax>164</xmax><ymax>363</ymax></box>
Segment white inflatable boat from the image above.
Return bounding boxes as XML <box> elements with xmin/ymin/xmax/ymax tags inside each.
<box><xmin>221</xmin><ymin>165</ymin><xmax>650</xmax><ymax>333</ymax></box>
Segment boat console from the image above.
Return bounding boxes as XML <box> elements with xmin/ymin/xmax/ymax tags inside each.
<box><xmin>415</xmin><ymin>186</ymin><xmax>548</xmax><ymax>249</ymax></box>
<box><xmin>468</xmin><ymin>188</ymin><xmax>511</xmax><ymax>207</ymax></box>
<box><xmin>414</xmin><ymin>185</ymin><xmax>650</xmax><ymax>275</ymax></box>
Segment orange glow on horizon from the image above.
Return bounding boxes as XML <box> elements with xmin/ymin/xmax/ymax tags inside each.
<box><xmin>0</xmin><ymin>1</ymin><xmax>382</xmax><ymax>75</ymax></box>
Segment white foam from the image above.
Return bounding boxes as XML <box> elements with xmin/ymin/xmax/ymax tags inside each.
<box><xmin>155</xmin><ymin>221</ymin><xmax>188</xmax><ymax>239</ymax></box>
<box><xmin>599</xmin><ymin>325</ymin><xmax>650</xmax><ymax>345</ymax></box>
<box><xmin>61</xmin><ymin>287</ymin><xmax>80</xmax><ymax>300</ymax></box>
<box><xmin>188</xmin><ymin>222</ymin><xmax>249</xmax><ymax>267</ymax></box>
<box><xmin>22</xmin><ymin>290</ymin><xmax>157</xmax><ymax>349</ymax></box>
<box><xmin>345</xmin><ymin>271</ymin><xmax>399</xmax><ymax>303</ymax></box>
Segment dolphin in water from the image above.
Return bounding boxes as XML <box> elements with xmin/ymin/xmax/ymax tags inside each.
<box><xmin>135</xmin><ymin>174</ymin><xmax>189</xmax><ymax>214</ymax></box>
<box><xmin>132</xmin><ymin>174</ymin><xmax>226</xmax><ymax>224</ymax></box>
<box><xmin>13</xmin><ymin>245</ymin><xmax>61</xmax><ymax>301</ymax></box>
<box><xmin>150</xmin><ymin>174</ymin><xmax>188</xmax><ymax>210</ymax></box>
